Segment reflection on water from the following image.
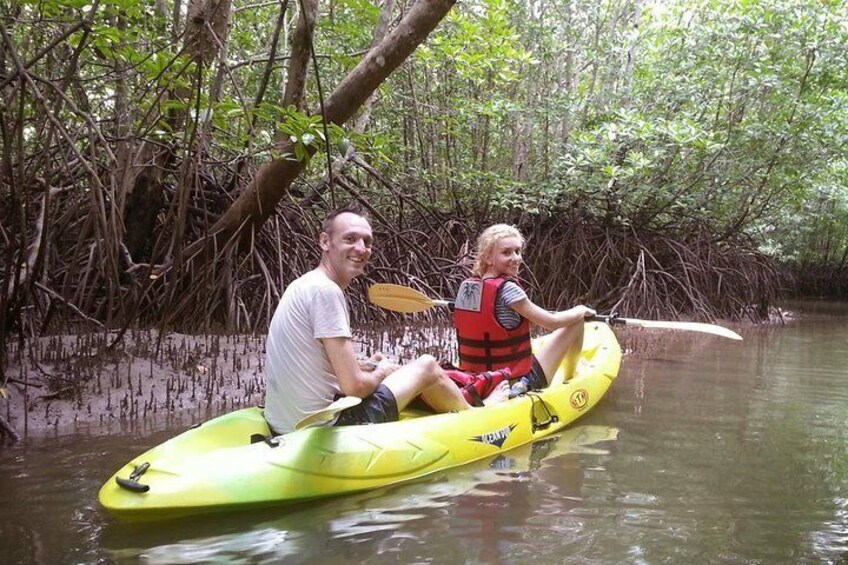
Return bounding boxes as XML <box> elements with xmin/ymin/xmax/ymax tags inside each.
<box><xmin>99</xmin><ymin>426</ymin><xmax>617</xmax><ymax>564</ymax></box>
<box><xmin>2</xmin><ymin>300</ymin><xmax>848</xmax><ymax>563</ymax></box>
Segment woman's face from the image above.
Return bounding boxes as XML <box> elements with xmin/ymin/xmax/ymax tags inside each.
<box><xmin>485</xmin><ymin>236</ymin><xmax>523</xmax><ymax>277</ymax></box>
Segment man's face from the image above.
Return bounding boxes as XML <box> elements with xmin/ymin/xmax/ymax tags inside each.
<box><xmin>320</xmin><ymin>212</ymin><xmax>373</xmax><ymax>286</ymax></box>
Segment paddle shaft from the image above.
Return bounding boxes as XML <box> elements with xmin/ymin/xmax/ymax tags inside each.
<box><xmin>589</xmin><ymin>314</ymin><xmax>624</xmax><ymax>325</ymax></box>
<box><xmin>367</xmin><ymin>284</ymin><xmax>741</xmax><ymax>340</ymax></box>
<box><xmin>589</xmin><ymin>314</ymin><xmax>742</xmax><ymax>340</ymax></box>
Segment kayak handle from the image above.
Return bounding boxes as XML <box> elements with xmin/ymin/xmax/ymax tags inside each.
<box><xmin>532</xmin><ymin>412</ymin><xmax>559</xmax><ymax>431</ymax></box>
<box><xmin>116</xmin><ymin>462</ymin><xmax>150</xmax><ymax>493</ymax></box>
<box><xmin>529</xmin><ymin>394</ymin><xmax>559</xmax><ymax>432</ymax></box>
<box><xmin>116</xmin><ymin>477</ymin><xmax>150</xmax><ymax>493</ymax></box>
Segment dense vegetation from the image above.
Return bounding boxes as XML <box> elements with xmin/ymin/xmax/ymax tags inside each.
<box><xmin>1</xmin><ymin>0</ymin><xmax>847</xmax><ymax>355</ymax></box>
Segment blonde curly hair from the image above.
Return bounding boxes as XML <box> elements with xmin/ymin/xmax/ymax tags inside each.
<box><xmin>472</xmin><ymin>224</ymin><xmax>525</xmax><ymax>277</ymax></box>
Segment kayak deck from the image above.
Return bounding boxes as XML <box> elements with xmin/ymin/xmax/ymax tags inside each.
<box><xmin>98</xmin><ymin>322</ymin><xmax>622</xmax><ymax>521</ymax></box>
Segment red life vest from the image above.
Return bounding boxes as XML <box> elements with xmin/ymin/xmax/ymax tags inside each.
<box><xmin>453</xmin><ymin>277</ymin><xmax>533</xmax><ymax>376</ymax></box>
<box><xmin>443</xmin><ymin>367</ymin><xmax>511</xmax><ymax>407</ymax></box>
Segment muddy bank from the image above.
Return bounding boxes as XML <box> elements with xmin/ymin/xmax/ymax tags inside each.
<box><xmin>2</xmin><ymin>330</ymin><xmax>267</xmax><ymax>441</ymax></box>
<box><xmin>0</xmin><ymin>324</ymin><xmax>461</xmax><ymax>442</ymax></box>
<box><xmin>1</xmin><ymin>319</ymin><xmax>753</xmax><ymax>443</ymax></box>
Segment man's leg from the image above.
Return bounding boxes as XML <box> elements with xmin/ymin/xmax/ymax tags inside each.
<box><xmin>533</xmin><ymin>321</ymin><xmax>585</xmax><ymax>384</ymax></box>
<box><xmin>383</xmin><ymin>355</ymin><xmax>471</xmax><ymax>413</ymax></box>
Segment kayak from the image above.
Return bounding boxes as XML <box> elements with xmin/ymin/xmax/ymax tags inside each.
<box><xmin>98</xmin><ymin>321</ymin><xmax>622</xmax><ymax>521</ymax></box>
<box><xmin>99</xmin><ymin>322</ymin><xmax>621</xmax><ymax>521</ymax></box>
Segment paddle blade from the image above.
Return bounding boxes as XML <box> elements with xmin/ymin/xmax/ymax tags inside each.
<box><xmin>621</xmin><ymin>318</ymin><xmax>743</xmax><ymax>341</ymax></box>
<box><xmin>368</xmin><ymin>284</ymin><xmax>437</xmax><ymax>314</ymax></box>
<box><xmin>294</xmin><ymin>396</ymin><xmax>362</xmax><ymax>430</ymax></box>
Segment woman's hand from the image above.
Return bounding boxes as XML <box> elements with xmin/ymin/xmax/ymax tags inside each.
<box><xmin>568</xmin><ymin>305</ymin><xmax>596</xmax><ymax>321</ymax></box>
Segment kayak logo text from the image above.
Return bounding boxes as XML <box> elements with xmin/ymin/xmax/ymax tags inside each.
<box><xmin>570</xmin><ymin>389</ymin><xmax>589</xmax><ymax>410</ymax></box>
<box><xmin>470</xmin><ymin>424</ymin><xmax>517</xmax><ymax>449</ymax></box>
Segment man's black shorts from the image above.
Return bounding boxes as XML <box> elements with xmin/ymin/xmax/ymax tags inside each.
<box><xmin>334</xmin><ymin>383</ymin><xmax>399</xmax><ymax>427</ymax></box>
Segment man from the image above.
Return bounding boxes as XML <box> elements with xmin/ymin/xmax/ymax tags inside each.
<box><xmin>264</xmin><ymin>205</ymin><xmax>471</xmax><ymax>434</ymax></box>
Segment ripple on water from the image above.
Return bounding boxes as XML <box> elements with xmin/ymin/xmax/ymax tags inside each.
<box><xmin>4</xmin><ymin>303</ymin><xmax>848</xmax><ymax>564</ymax></box>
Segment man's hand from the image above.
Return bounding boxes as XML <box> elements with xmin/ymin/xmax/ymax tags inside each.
<box><xmin>375</xmin><ymin>357</ymin><xmax>401</xmax><ymax>375</ymax></box>
<box><xmin>326</xmin><ymin>338</ymin><xmax>405</xmax><ymax>397</ymax></box>
<box><xmin>359</xmin><ymin>352</ymin><xmax>400</xmax><ymax>377</ymax></box>
<box><xmin>358</xmin><ymin>352</ymin><xmax>384</xmax><ymax>372</ymax></box>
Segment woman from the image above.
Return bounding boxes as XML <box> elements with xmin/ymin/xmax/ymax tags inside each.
<box><xmin>454</xmin><ymin>224</ymin><xmax>595</xmax><ymax>392</ymax></box>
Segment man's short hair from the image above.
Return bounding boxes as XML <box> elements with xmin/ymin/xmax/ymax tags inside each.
<box><xmin>322</xmin><ymin>203</ymin><xmax>370</xmax><ymax>235</ymax></box>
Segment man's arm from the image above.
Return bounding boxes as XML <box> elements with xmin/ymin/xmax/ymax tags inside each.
<box><xmin>323</xmin><ymin>337</ymin><xmax>397</xmax><ymax>398</ymax></box>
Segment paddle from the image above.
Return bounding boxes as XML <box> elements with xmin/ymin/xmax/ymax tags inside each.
<box><xmin>368</xmin><ymin>283</ymin><xmax>743</xmax><ymax>341</ymax></box>
<box><xmin>294</xmin><ymin>396</ymin><xmax>362</xmax><ymax>431</ymax></box>
<box><xmin>367</xmin><ymin>283</ymin><xmax>452</xmax><ymax>313</ymax></box>
<box><xmin>589</xmin><ymin>314</ymin><xmax>743</xmax><ymax>340</ymax></box>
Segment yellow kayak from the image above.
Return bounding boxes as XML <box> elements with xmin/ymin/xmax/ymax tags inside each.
<box><xmin>98</xmin><ymin>322</ymin><xmax>622</xmax><ymax>521</ymax></box>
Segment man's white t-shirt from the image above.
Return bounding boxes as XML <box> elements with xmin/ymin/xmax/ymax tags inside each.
<box><xmin>264</xmin><ymin>269</ymin><xmax>351</xmax><ymax>433</ymax></box>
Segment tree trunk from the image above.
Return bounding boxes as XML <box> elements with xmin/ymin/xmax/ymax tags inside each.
<box><xmin>283</xmin><ymin>0</ymin><xmax>318</xmax><ymax>110</ymax></box>
<box><xmin>123</xmin><ymin>0</ymin><xmax>233</xmax><ymax>265</ymax></box>
<box><xmin>177</xmin><ymin>0</ymin><xmax>457</xmax><ymax>266</ymax></box>
<box><xmin>623</xmin><ymin>0</ymin><xmax>640</xmax><ymax>101</ymax></box>
<box><xmin>186</xmin><ymin>0</ymin><xmax>233</xmax><ymax>65</ymax></box>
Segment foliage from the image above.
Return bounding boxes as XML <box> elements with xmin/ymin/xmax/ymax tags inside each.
<box><xmin>377</xmin><ymin>0</ymin><xmax>848</xmax><ymax>263</ymax></box>
<box><xmin>1</xmin><ymin>0</ymin><xmax>847</xmax><ymax>339</ymax></box>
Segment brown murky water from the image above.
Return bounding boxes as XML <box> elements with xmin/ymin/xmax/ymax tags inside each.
<box><xmin>2</xmin><ymin>300</ymin><xmax>847</xmax><ymax>564</ymax></box>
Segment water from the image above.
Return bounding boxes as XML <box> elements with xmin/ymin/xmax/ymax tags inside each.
<box><xmin>2</xmin><ymin>300</ymin><xmax>847</xmax><ymax>563</ymax></box>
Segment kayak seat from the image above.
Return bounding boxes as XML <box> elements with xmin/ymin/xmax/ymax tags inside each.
<box><xmin>250</xmin><ymin>433</ymin><xmax>281</xmax><ymax>447</ymax></box>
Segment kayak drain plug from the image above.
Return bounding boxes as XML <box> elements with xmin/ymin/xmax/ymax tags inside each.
<box><xmin>116</xmin><ymin>462</ymin><xmax>151</xmax><ymax>493</ymax></box>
